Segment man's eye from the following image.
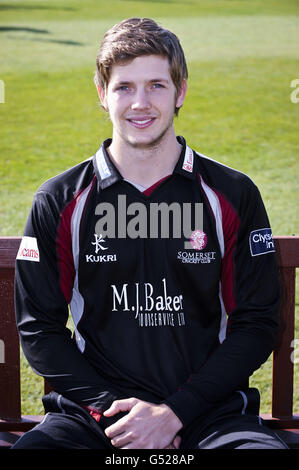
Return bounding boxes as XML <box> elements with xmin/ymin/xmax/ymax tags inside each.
<box><xmin>153</xmin><ymin>83</ymin><xmax>164</xmax><ymax>89</ymax></box>
<box><xmin>116</xmin><ymin>85</ymin><xmax>130</xmax><ymax>91</ymax></box>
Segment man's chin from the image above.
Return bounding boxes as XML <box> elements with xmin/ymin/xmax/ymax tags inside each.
<box><xmin>126</xmin><ymin>131</ymin><xmax>170</xmax><ymax>151</ymax></box>
<box><xmin>128</xmin><ymin>140</ymin><xmax>158</xmax><ymax>150</ymax></box>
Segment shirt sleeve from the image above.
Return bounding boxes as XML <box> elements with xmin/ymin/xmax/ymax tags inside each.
<box><xmin>163</xmin><ymin>180</ymin><xmax>280</xmax><ymax>427</ymax></box>
<box><xmin>15</xmin><ymin>190</ymin><xmax>121</xmax><ymax>412</ymax></box>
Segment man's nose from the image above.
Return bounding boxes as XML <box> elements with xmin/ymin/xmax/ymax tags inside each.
<box><xmin>131</xmin><ymin>88</ymin><xmax>151</xmax><ymax>110</ymax></box>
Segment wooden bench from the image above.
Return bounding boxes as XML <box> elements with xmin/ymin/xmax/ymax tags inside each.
<box><xmin>0</xmin><ymin>235</ymin><xmax>298</xmax><ymax>448</ymax></box>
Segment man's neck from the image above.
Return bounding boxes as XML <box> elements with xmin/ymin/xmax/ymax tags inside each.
<box><xmin>107</xmin><ymin>131</ymin><xmax>182</xmax><ymax>188</ymax></box>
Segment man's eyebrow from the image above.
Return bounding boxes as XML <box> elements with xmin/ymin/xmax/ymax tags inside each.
<box><xmin>114</xmin><ymin>78</ymin><xmax>170</xmax><ymax>85</ymax></box>
<box><xmin>149</xmin><ymin>78</ymin><xmax>169</xmax><ymax>83</ymax></box>
<box><xmin>114</xmin><ymin>81</ymin><xmax>131</xmax><ymax>86</ymax></box>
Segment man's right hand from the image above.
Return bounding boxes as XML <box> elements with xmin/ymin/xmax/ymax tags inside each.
<box><xmin>104</xmin><ymin>397</ymin><xmax>183</xmax><ymax>449</ymax></box>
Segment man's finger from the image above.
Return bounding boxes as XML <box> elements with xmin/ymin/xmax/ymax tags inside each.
<box><xmin>172</xmin><ymin>435</ymin><xmax>182</xmax><ymax>449</ymax></box>
<box><xmin>163</xmin><ymin>435</ymin><xmax>181</xmax><ymax>449</ymax></box>
<box><xmin>105</xmin><ymin>420</ymin><xmax>126</xmax><ymax>439</ymax></box>
<box><xmin>110</xmin><ymin>432</ymin><xmax>133</xmax><ymax>448</ymax></box>
<box><xmin>104</xmin><ymin>397</ymin><xmax>138</xmax><ymax>417</ymax></box>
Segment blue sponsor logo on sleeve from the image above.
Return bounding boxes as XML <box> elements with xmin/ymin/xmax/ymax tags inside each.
<box><xmin>249</xmin><ymin>228</ymin><xmax>275</xmax><ymax>257</ymax></box>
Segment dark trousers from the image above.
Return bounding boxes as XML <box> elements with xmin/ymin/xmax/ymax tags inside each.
<box><xmin>11</xmin><ymin>389</ymin><xmax>288</xmax><ymax>449</ymax></box>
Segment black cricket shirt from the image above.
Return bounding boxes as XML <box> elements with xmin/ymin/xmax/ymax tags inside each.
<box><xmin>15</xmin><ymin>136</ymin><xmax>280</xmax><ymax>427</ymax></box>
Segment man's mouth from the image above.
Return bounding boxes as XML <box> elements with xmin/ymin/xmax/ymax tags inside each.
<box><xmin>127</xmin><ymin>117</ymin><xmax>156</xmax><ymax>129</ymax></box>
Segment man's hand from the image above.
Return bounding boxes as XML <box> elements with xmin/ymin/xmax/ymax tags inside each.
<box><xmin>103</xmin><ymin>397</ymin><xmax>183</xmax><ymax>449</ymax></box>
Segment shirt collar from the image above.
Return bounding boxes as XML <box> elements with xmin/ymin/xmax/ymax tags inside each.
<box><xmin>93</xmin><ymin>139</ymin><xmax>121</xmax><ymax>190</ymax></box>
<box><xmin>174</xmin><ymin>136</ymin><xmax>197</xmax><ymax>180</ymax></box>
<box><xmin>93</xmin><ymin>136</ymin><xmax>197</xmax><ymax>190</ymax></box>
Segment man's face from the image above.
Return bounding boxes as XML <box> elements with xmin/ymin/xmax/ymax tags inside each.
<box><xmin>99</xmin><ymin>55</ymin><xmax>186</xmax><ymax>150</ymax></box>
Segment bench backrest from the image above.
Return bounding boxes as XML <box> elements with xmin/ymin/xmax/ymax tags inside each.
<box><xmin>271</xmin><ymin>236</ymin><xmax>298</xmax><ymax>420</ymax></box>
<box><xmin>0</xmin><ymin>235</ymin><xmax>298</xmax><ymax>425</ymax></box>
<box><xmin>0</xmin><ymin>237</ymin><xmax>22</xmax><ymax>420</ymax></box>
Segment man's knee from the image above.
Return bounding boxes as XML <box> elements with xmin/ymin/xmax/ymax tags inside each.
<box><xmin>12</xmin><ymin>428</ymin><xmax>58</xmax><ymax>449</ymax></box>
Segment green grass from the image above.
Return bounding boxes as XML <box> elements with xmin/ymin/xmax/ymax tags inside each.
<box><xmin>0</xmin><ymin>0</ymin><xmax>298</xmax><ymax>417</ymax></box>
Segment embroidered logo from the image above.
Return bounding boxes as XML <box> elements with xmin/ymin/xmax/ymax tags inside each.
<box><xmin>177</xmin><ymin>251</ymin><xmax>216</xmax><ymax>264</ymax></box>
<box><xmin>91</xmin><ymin>233</ymin><xmax>108</xmax><ymax>253</ymax></box>
<box><xmin>190</xmin><ymin>230</ymin><xmax>207</xmax><ymax>251</ymax></box>
<box><xmin>182</xmin><ymin>146</ymin><xmax>194</xmax><ymax>173</ymax></box>
<box><xmin>249</xmin><ymin>228</ymin><xmax>275</xmax><ymax>256</ymax></box>
<box><xmin>86</xmin><ymin>234</ymin><xmax>117</xmax><ymax>263</ymax></box>
<box><xmin>16</xmin><ymin>236</ymin><xmax>40</xmax><ymax>262</ymax></box>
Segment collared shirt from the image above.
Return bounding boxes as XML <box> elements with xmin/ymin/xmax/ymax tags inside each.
<box><xmin>15</xmin><ymin>137</ymin><xmax>279</xmax><ymax>427</ymax></box>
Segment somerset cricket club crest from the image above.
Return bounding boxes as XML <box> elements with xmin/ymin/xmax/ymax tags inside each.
<box><xmin>190</xmin><ymin>230</ymin><xmax>207</xmax><ymax>251</ymax></box>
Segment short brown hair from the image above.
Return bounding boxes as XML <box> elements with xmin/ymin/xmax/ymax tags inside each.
<box><xmin>94</xmin><ymin>17</ymin><xmax>188</xmax><ymax>115</ymax></box>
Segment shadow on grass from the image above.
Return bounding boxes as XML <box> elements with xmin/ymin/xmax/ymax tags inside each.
<box><xmin>1</xmin><ymin>26</ymin><xmax>84</xmax><ymax>46</ymax></box>
<box><xmin>0</xmin><ymin>4</ymin><xmax>76</xmax><ymax>11</ymax></box>
<box><xmin>0</xmin><ymin>26</ymin><xmax>49</xmax><ymax>34</ymax></box>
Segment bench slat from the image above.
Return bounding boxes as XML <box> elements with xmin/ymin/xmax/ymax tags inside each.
<box><xmin>0</xmin><ymin>237</ymin><xmax>21</xmax><ymax>269</ymax></box>
<box><xmin>0</xmin><ymin>267</ymin><xmax>21</xmax><ymax>420</ymax></box>
<box><xmin>274</xmin><ymin>236</ymin><xmax>299</xmax><ymax>267</ymax></box>
<box><xmin>272</xmin><ymin>266</ymin><xmax>296</xmax><ymax>418</ymax></box>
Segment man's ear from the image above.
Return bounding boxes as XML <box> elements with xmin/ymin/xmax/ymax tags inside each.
<box><xmin>175</xmin><ymin>79</ymin><xmax>187</xmax><ymax>109</ymax></box>
<box><xmin>96</xmin><ymin>84</ymin><xmax>108</xmax><ymax>111</ymax></box>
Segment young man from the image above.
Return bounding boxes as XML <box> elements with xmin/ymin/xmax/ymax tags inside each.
<box><xmin>13</xmin><ymin>18</ymin><xmax>287</xmax><ymax>449</ymax></box>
